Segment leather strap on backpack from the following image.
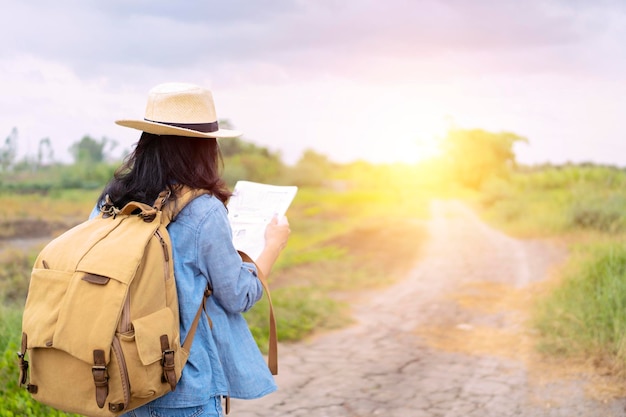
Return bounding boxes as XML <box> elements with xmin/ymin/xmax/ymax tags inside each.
<box><xmin>238</xmin><ymin>250</ymin><xmax>278</xmax><ymax>375</ymax></box>
<box><xmin>17</xmin><ymin>332</ymin><xmax>29</xmax><ymax>386</ymax></box>
<box><xmin>111</xmin><ymin>187</ymin><xmax>208</xmax><ymax>224</ymax></box>
<box><xmin>92</xmin><ymin>349</ymin><xmax>108</xmax><ymax>409</ymax></box>
<box><xmin>182</xmin><ymin>286</ymin><xmax>213</xmax><ymax>354</ymax></box>
<box><xmin>160</xmin><ymin>186</ymin><xmax>209</xmax><ymax>227</ymax></box>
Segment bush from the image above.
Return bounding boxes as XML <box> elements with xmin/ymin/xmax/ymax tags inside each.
<box><xmin>569</xmin><ymin>196</ymin><xmax>625</xmax><ymax>233</ymax></box>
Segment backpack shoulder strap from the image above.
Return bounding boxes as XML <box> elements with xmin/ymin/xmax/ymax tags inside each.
<box><xmin>238</xmin><ymin>250</ymin><xmax>278</xmax><ymax>375</ymax></box>
<box><xmin>182</xmin><ymin>286</ymin><xmax>212</xmax><ymax>351</ymax></box>
<box><xmin>160</xmin><ymin>186</ymin><xmax>210</xmax><ymax>227</ymax></box>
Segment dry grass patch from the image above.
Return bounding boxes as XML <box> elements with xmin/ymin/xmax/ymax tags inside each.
<box><xmin>415</xmin><ymin>276</ymin><xmax>626</xmax><ymax>401</ymax></box>
<box><xmin>271</xmin><ymin>218</ymin><xmax>427</xmax><ymax>292</ymax></box>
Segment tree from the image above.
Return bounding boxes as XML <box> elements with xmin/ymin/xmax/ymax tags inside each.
<box><xmin>441</xmin><ymin>129</ymin><xmax>527</xmax><ymax>188</ymax></box>
<box><xmin>37</xmin><ymin>137</ymin><xmax>54</xmax><ymax>168</ymax></box>
<box><xmin>0</xmin><ymin>127</ymin><xmax>18</xmax><ymax>172</ymax></box>
<box><xmin>219</xmin><ymin>131</ymin><xmax>286</xmax><ymax>185</ymax></box>
<box><xmin>69</xmin><ymin>135</ymin><xmax>116</xmax><ymax>164</ymax></box>
<box><xmin>219</xmin><ymin>136</ymin><xmax>273</xmax><ymax>159</ymax></box>
<box><xmin>288</xmin><ymin>149</ymin><xmax>334</xmax><ymax>187</ymax></box>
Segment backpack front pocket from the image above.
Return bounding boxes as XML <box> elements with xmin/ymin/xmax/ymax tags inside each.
<box><xmin>118</xmin><ymin>307</ymin><xmax>183</xmax><ymax>404</ymax></box>
<box><xmin>133</xmin><ymin>307</ymin><xmax>179</xmax><ymax>366</ymax></box>
<box><xmin>22</xmin><ymin>268</ymin><xmax>73</xmax><ymax>349</ymax></box>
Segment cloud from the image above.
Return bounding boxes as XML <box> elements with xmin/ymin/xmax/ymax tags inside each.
<box><xmin>0</xmin><ymin>0</ymin><xmax>625</xmax><ymax>166</ymax></box>
<box><xmin>4</xmin><ymin>0</ymin><xmax>623</xmax><ymax>83</ymax></box>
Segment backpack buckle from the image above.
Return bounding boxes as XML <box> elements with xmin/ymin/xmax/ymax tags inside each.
<box><xmin>161</xmin><ymin>349</ymin><xmax>175</xmax><ymax>367</ymax></box>
<box><xmin>101</xmin><ymin>195</ymin><xmax>121</xmax><ymax>219</ymax></box>
<box><xmin>161</xmin><ymin>349</ymin><xmax>177</xmax><ymax>391</ymax></box>
<box><xmin>159</xmin><ymin>334</ymin><xmax>177</xmax><ymax>390</ymax></box>
<box><xmin>17</xmin><ymin>351</ymin><xmax>29</xmax><ymax>385</ymax></box>
<box><xmin>92</xmin><ymin>350</ymin><xmax>109</xmax><ymax>408</ymax></box>
<box><xmin>92</xmin><ymin>365</ymin><xmax>108</xmax><ymax>381</ymax></box>
<box><xmin>153</xmin><ymin>190</ymin><xmax>172</xmax><ymax>211</ymax></box>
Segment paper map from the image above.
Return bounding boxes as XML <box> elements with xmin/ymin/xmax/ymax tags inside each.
<box><xmin>227</xmin><ymin>180</ymin><xmax>298</xmax><ymax>260</ymax></box>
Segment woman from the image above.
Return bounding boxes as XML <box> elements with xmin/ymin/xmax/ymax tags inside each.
<box><xmin>95</xmin><ymin>82</ymin><xmax>290</xmax><ymax>417</ymax></box>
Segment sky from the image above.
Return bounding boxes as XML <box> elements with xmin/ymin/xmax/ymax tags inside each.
<box><xmin>0</xmin><ymin>0</ymin><xmax>625</xmax><ymax>166</ymax></box>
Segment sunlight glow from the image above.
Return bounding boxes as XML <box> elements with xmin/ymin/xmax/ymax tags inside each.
<box><xmin>360</xmin><ymin>96</ymin><xmax>449</xmax><ymax>165</ymax></box>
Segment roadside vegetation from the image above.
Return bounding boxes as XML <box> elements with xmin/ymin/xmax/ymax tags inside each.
<box><xmin>2</xmin><ymin>124</ymin><xmax>625</xmax><ymax>411</ymax></box>
<box><xmin>476</xmin><ymin>164</ymin><xmax>626</xmax><ymax>388</ymax></box>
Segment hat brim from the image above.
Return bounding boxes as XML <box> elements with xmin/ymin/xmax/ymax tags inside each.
<box><xmin>115</xmin><ymin>119</ymin><xmax>242</xmax><ymax>138</ymax></box>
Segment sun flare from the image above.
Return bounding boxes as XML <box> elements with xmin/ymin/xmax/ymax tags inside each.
<box><xmin>350</xmin><ymin>85</ymin><xmax>452</xmax><ymax>164</ymax></box>
<box><xmin>372</xmin><ymin>108</ymin><xmax>448</xmax><ymax>164</ymax></box>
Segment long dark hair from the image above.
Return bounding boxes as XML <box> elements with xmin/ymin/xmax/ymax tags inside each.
<box><xmin>98</xmin><ymin>132</ymin><xmax>231</xmax><ymax>208</ymax></box>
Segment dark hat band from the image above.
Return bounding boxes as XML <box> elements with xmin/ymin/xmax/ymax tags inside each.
<box><xmin>145</xmin><ymin>119</ymin><xmax>219</xmax><ymax>133</ymax></box>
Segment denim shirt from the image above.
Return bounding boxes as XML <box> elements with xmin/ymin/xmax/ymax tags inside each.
<box><xmin>90</xmin><ymin>194</ymin><xmax>277</xmax><ymax>406</ymax></box>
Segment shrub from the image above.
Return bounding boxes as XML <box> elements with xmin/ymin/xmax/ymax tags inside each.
<box><xmin>569</xmin><ymin>196</ymin><xmax>625</xmax><ymax>233</ymax></box>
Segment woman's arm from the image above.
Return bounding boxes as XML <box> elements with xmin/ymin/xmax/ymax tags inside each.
<box><xmin>197</xmin><ymin>203</ymin><xmax>266</xmax><ymax>313</ymax></box>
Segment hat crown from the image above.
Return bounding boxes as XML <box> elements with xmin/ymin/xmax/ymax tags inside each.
<box><xmin>144</xmin><ymin>82</ymin><xmax>217</xmax><ymax>124</ymax></box>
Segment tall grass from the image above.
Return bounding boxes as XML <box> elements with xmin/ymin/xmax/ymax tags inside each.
<box><xmin>479</xmin><ymin>165</ymin><xmax>626</xmax><ymax>237</ymax></box>
<box><xmin>477</xmin><ymin>164</ymin><xmax>626</xmax><ymax>376</ymax></box>
<box><xmin>533</xmin><ymin>242</ymin><xmax>626</xmax><ymax>368</ymax></box>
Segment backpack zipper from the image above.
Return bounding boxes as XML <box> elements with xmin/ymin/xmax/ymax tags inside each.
<box><xmin>118</xmin><ymin>294</ymin><xmax>132</xmax><ymax>334</ymax></box>
<box><xmin>154</xmin><ymin>230</ymin><xmax>170</xmax><ymax>280</ymax></box>
<box><xmin>112</xmin><ymin>336</ymin><xmax>130</xmax><ymax>408</ymax></box>
<box><xmin>118</xmin><ymin>229</ymin><xmax>167</xmax><ymax>334</ymax></box>
<box><xmin>106</xmin><ymin>230</ymin><xmax>167</xmax><ymax>409</ymax></box>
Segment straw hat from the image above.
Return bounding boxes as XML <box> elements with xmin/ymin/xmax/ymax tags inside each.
<box><xmin>116</xmin><ymin>82</ymin><xmax>242</xmax><ymax>138</ymax></box>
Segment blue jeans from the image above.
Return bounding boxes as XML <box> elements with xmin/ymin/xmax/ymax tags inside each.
<box><xmin>122</xmin><ymin>396</ymin><xmax>223</xmax><ymax>417</ymax></box>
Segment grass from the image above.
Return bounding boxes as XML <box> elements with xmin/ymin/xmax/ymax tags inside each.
<box><xmin>0</xmin><ymin>189</ymin><xmax>100</xmax><ymax>239</ymax></box>
<box><xmin>533</xmin><ymin>241</ymin><xmax>626</xmax><ymax>366</ymax></box>
<box><xmin>476</xmin><ymin>164</ymin><xmax>626</xmax><ymax>386</ymax></box>
<box><xmin>0</xmin><ymin>183</ymin><xmax>431</xmax><ymax>414</ymax></box>
<box><xmin>477</xmin><ymin>166</ymin><xmax>626</xmax><ymax>237</ymax></box>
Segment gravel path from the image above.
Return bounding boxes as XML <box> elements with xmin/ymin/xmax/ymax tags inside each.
<box><xmin>232</xmin><ymin>200</ymin><xmax>626</xmax><ymax>417</ymax></box>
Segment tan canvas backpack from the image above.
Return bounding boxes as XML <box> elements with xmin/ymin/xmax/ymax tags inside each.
<box><xmin>17</xmin><ymin>188</ymin><xmax>277</xmax><ymax>416</ymax></box>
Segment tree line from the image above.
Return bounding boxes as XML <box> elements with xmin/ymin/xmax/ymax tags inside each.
<box><xmin>0</xmin><ymin>125</ymin><xmax>340</xmax><ymax>192</ymax></box>
<box><xmin>3</xmin><ymin>123</ymin><xmax>595</xmax><ymax>194</ymax></box>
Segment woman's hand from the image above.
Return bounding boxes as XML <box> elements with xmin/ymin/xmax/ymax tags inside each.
<box><xmin>264</xmin><ymin>215</ymin><xmax>290</xmax><ymax>253</ymax></box>
<box><xmin>255</xmin><ymin>215</ymin><xmax>291</xmax><ymax>277</ymax></box>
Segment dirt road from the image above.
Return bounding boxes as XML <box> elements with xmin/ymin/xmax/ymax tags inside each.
<box><xmin>232</xmin><ymin>200</ymin><xmax>626</xmax><ymax>417</ymax></box>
